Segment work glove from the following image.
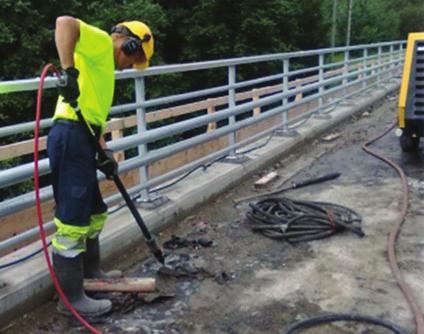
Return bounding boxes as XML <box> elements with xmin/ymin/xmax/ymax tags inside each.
<box><xmin>57</xmin><ymin>67</ymin><xmax>80</xmax><ymax>105</ymax></box>
<box><xmin>97</xmin><ymin>149</ymin><xmax>118</xmax><ymax>180</ymax></box>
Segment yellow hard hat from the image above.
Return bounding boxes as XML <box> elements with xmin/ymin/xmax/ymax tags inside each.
<box><xmin>118</xmin><ymin>21</ymin><xmax>154</xmax><ymax>69</ymax></box>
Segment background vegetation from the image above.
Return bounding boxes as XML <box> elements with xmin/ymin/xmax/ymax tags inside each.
<box><xmin>0</xmin><ymin>0</ymin><xmax>422</xmax><ymax>115</ymax></box>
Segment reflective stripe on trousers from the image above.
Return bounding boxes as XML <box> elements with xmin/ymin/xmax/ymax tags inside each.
<box><xmin>52</xmin><ymin>212</ymin><xmax>107</xmax><ymax>257</ymax></box>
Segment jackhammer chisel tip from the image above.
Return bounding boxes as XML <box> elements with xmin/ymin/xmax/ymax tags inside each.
<box><xmin>155</xmin><ymin>251</ymin><xmax>165</xmax><ymax>264</ymax></box>
<box><xmin>146</xmin><ymin>238</ymin><xmax>165</xmax><ymax>264</ymax></box>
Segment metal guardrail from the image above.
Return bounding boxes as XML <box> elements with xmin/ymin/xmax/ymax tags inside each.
<box><xmin>0</xmin><ymin>41</ymin><xmax>405</xmax><ymax>253</ymax></box>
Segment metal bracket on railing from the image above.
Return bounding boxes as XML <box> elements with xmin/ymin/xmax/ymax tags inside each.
<box><xmin>274</xmin><ymin>126</ymin><xmax>299</xmax><ymax>137</ymax></box>
<box><xmin>135</xmin><ymin>191</ymin><xmax>169</xmax><ymax>210</ymax></box>
<box><xmin>314</xmin><ymin>111</ymin><xmax>333</xmax><ymax>120</ymax></box>
<box><xmin>371</xmin><ymin>81</ymin><xmax>391</xmax><ymax>92</ymax></box>
<box><xmin>358</xmin><ymin>90</ymin><xmax>372</xmax><ymax>98</ymax></box>
<box><xmin>337</xmin><ymin>97</ymin><xmax>356</xmax><ymax>107</ymax></box>
<box><xmin>220</xmin><ymin>154</ymin><xmax>249</xmax><ymax>164</ymax></box>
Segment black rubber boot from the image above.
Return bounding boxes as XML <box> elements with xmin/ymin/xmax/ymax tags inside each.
<box><xmin>83</xmin><ymin>237</ymin><xmax>122</xmax><ymax>279</ymax></box>
<box><xmin>53</xmin><ymin>252</ymin><xmax>112</xmax><ymax>317</ymax></box>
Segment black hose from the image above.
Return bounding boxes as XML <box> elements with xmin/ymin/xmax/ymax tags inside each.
<box><xmin>0</xmin><ymin>242</ymin><xmax>51</xmax><ymax>270</ymax></box>
<box><xmin>281</xmin><ymin>313</ymin><xmax>408</xmax><ymax>334</ymax></box>
<box><xmin>246</xmin><ymin>197</ymin><xmax>364</xmax><ymax>243</ymax></box>
<box><xmin>108</xmin><ymin>154</ymin><xmax>229</xmax><ymax>215</ymax></box>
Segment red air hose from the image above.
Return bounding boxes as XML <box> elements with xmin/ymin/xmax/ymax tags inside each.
<box><xmin>362</xmin><ymin>120</ymin><xmax>424</xmax><ymax>334</ymax></box>
<box><xmin>34</xmin><ymin>63</ymin><xmax>101</xmax><ymax>334</ymax></box>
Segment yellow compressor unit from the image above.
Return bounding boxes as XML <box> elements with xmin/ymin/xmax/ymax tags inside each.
<box><xmin>398</xmin><ymin>32</ymin><xmax>424</xmax><ymax>152</ymax></box>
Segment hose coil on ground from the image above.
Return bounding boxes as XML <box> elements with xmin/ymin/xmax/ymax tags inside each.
<box><xmin>282</xmin><ymin>313</ymin><xmax>407</xmax><ymax>334</ymax></box>
<box><xmin>246</xmin><ymin>197</ymin><xmax>364</xmax><ymax>243</ymax></box>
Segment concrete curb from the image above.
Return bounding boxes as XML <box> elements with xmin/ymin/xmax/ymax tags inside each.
<box><xmin>0</xmin><ymin>81</ymin><xmax>400</xmax><ymax>326</ymax></box>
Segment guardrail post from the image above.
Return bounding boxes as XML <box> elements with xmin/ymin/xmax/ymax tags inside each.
<box><xmin>397</xmin><ymin>43</ymin><xmax>404</xmax><ymax>76</ymax></box>
<box><xmin>282</xmin><ymin>59</ymin><xmax>289</xmax><ymax>127</ymax></box>
<box><xmin>275</xmin><ymin>58</ymin><xmax>298</xmax><ymax>136</ymax></box>
<box><xmin>134</xmin><ymin>77</ymin><xmax>167</xmax><ymax>208</ymax></box>
<box><xmin>387</xmin><ymin>44</ymin><xmax>394</xmax><ymax>81</ymax></box>
<box><xmin>341</xmin><ymin>48</ymin><xmax>350</xmax><ymax>103</ymax></box>
<box><xmin>135</xmin><ymin>77</ymin><xmax>150</xmax><ymax>200</ymax></box>
<box><xmin>377</xmin><ymin>46</ymin><xmax>382</xmax><ymax>84</ymax></box>
<box><xmin>228</xmin><ymin>65</ymin><xmax>237</xmax><ymax>155</ymax></box>
<box><xmin>389</xmin><ymin>44</ymin><xmax>394</xmax><ymax>69</ymax></box>
<box><xmin>362</xmin><ymin>47</ymin><xmax>368</xmax><ymax>91</ymax></box>
<box><xmin>315</xmin><ymin>53</ymin><xmax>331</xmax><ymax>119</ymax></box>
<box><xmin>222</xmin><ymin>65</ymin><xmax>248</xmax><ymax>163</ymax></box>
<box><xmin>399</xmin><ymin>43</ymin><xmax>403</xmax><ymax>66</ymax></box>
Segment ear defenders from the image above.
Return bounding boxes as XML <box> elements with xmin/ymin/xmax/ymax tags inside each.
<box><xmin>111</xmin><ymin>25</ymin><xmax>151</xmax><ymax>56</ymax></box>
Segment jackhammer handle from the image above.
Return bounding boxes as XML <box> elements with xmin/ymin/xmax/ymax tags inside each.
<box><xmin>291</xmin><ymin>172</ymin><xmax>341</xmax><ymax>189</ymax></box>
<box><xmin>71</xmin><ymin>104</ymin><xmax>106</xmax><ymax>155</ymax></box>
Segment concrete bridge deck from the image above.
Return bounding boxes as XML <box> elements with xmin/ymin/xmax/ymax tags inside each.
<box><xmin>0</xmin><ymin>81</ymin><xmax>410</xmax><ymax>333</ymax></box>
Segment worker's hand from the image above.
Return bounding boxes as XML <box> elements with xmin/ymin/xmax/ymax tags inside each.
<box><xmin>97</xmin><ymin>149</ymin><xmax>118</xmax><ymax>180</ymax></box>
<box><xmin>57</xmin><ymin>67</ymin><xmax>80</xmax><ymax>105</ymax></box>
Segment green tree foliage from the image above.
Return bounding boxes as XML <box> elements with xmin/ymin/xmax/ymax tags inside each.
<box><xmin>0</xmin><ymin>0</ymin><xmax>73</xmax><ymax>126</ymax></box>
<box><xmin>1</xmin><ymin>0</ymin><xmax>424</xmax><ymax>200</ymax></box>
<box><xmin>397</xmin><ymin>1</ymin><xmax>424</xmax><ymax>38</ymax></box>
<box><xmin>0</xmin><ymin>0</ymin><xmax>422</xmax><ymax>83</ymax></box>
<box><xmin>157</xmin><ymin>0</ymin><xmax>326</xmax><ymax>63</ymax></box>
<box><xmin>0</xmin><ymin>0</ymin><xmax>167</xmax><ymax>116</ymax></box>
<box><xmin>320</xmin><ymin>0</ymin><xmax>424</xmax><ymax>46</ymax></box>
<box><xmin>0</xmin><ymin>0</ymin><xmax>166</xmax><ymax>81</ymax></box>
<box><xmin>154</xmin><ymin>0</ymin><xmax>328</xmax><ymax>96</ymax></box>
<box><xmin>351</xmin><ymin>0</ymin><xmax>399</xmax><ymax>43</ymax></box>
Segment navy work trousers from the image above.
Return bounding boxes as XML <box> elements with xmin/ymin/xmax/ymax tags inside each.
<box><xmin>47</xmin><ymin>121</ymin><xmax>107</xmax><ymax>227</ymax></box>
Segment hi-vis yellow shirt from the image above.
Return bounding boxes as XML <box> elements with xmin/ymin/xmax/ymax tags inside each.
<box><xmin>53</xmin><ymin>19</ymin><xmax>115</xmax><ymax>132</ymax></box>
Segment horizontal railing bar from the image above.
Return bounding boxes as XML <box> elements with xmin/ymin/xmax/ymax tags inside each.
<box><xmin>0</xmin><ymin>41</ymin><xmax>405</xmax><ymax>95</ymax></box>
<box><xmin>122</xmin><ymin>41</ymin><xmax>405</xmax><ymax>78</ymax></box>
<box><xmin>0</xmin><ymin>64</ymin><xmax>360</xmax><ymax>160</ymax></box>
<box><xmin>0</xmin><ymin>48</ymin><xmax>402</xmax><ymax>138</ymax></box>
<box><xmin>0</xmin><ymin>62</ymin><xmax>400</xmax><ymax>220</ymax></box>
<box><xmin>0</xmin><ymin>56</ymin><xmax>401</xmax><ymax>189</ymax></box>
<box><xmin>0</xmin><ymin>119</ymin><xmax>53</xmax><ymax>139</ymax></box>
<box><xmin>108</xmin><ymin>57</ymin><xmax>398</xmax><ymax>150</ymax></box>
<box><xmin>108</xmin><ymin>71</ymin><xmax>400</xmax><ymax>199</ymax></box>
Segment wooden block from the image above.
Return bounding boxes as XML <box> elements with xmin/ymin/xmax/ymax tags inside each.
<box><xmin>255</xmin><ymin>172</ymin><xmax>279</xmax><ymax>188</ymax></box>
<box><xmin>322</xmin><ymin>133</ymin><xmax>341</xmax><ymax>142</ymax></box>
<box><xmin>83</xmin><ymin>277</ymin><xmax>156</xmax><ymax>293</ymax></box>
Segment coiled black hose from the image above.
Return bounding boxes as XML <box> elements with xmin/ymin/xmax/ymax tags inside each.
<box><xmin>282</xmin><ymin>313</ymin><xmax>407</xmax><ymax>334</ymax></box>
<box><xmin>246</xmin><ymin>197</ymin><xmax>364</xmax><ymax>243</ymax></box>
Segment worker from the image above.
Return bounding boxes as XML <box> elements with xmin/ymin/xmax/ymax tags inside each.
<box><xmin>47</xmin><ymin>16</ymin><xmax>154</xmax><ymax>317</ymax></box>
